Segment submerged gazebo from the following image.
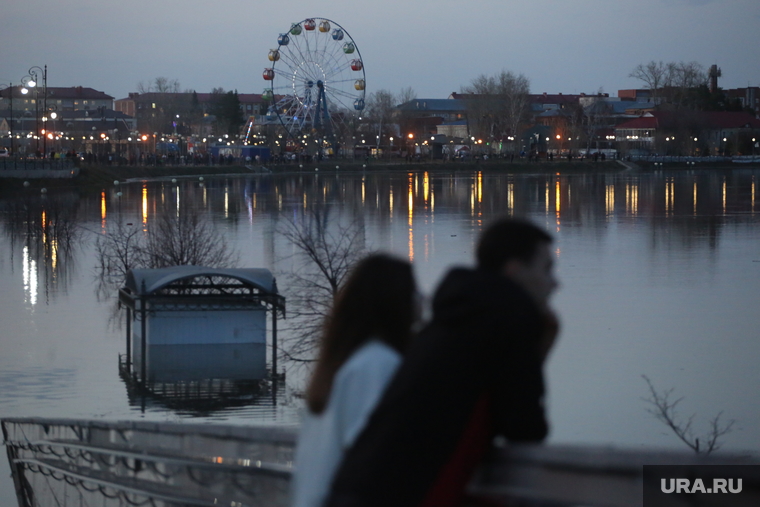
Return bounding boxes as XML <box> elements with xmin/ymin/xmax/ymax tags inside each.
<box><xmin>118</xmin><ymin>266</ymin><xmax>286</xmax><ymax>387</ymax></box>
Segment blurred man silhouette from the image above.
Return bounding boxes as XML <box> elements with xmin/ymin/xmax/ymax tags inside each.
<box><xmin>323</xmin><ymin>218</ymin><xmax>559</xmax><ymax>507</ymax></box>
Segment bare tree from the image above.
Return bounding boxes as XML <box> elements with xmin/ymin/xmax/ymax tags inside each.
<box><xmin>137</xmin><ymin>77</ymin><xmax>181</xmax><ymax>94</ymax></box>
<box><xmin>4</xmin><ymin>196</ymin><xmax>82</xmax><ymax>297</ymax></box>
<box><xmin>461</xmin><ymin>74</ymin><xmax>500</xmax><ymax>141</ymax></box>
<box><xmin>580</xmin><ymin>89</ymin><xmax>614</xmax><ymax>153</ymax></box>
<box><xmin>95</xmin><ymin>210</ymin><xmax>239</xmax><ymax>299</ymax></box>
<box><xmin>94</xmin><ymin>220</ymin><xmax>143</xmax><ymax>300</ymax></box>
<box><xmin>138</xmin><ymin>212</ymin><xmax>239</xmax><ymax>268</ymax></box>
<box><xmin>629</xmin><ymin>61</ymin><xmax>672</xmax><ymax>105</ymax></box>
<box><xmin>498</xmin><ymin>71</ymin><xmax>531</xmax><ymax>151</ymax></box>
<box><xmin>364</xmin><ymin>89</ymin><xmax>397</xmax><ymax>149</ymax></box>
<box><xmin>669</xmin><ymin>61</ymin><xmax>707</xmax><ymax>109</ymax></box>
<box><xmin>397</xmin><ymin>86</ymin><xmax>417</xmax><ymax>105</ymax></box>
<box><xmin>630</xmin><ymin>61</ymin><xmax>709</xmax><ymax>110</ymax></box>
<box><xmin>396</xmin><ymin>87</ymin><xmax>418</xmax><ymax>142</ymax></box>
<box><xmin>642</xmin><ymin>375</ymin><xmax>735</xmax><ymax>454</ymax></box>
<box><xmin>278</xmin><ymin>208</ymin><xmax>367</xmax><ymax>361</ymax></box>
<box><xmin>462</xmin><ymin>71</ymin><xmax>531</xmax><ymax>153</ymax></box>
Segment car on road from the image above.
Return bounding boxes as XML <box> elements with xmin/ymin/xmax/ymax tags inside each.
<box><xmin>0</xmin><ymin>148</ymin><xmax>9</xmax><ymax>157</ymax></box>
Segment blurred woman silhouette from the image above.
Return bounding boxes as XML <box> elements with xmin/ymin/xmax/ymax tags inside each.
<box><xmin>290</xmin><ymin>253</ymin><xmax>419</xmax><ymax>507</ymax></box>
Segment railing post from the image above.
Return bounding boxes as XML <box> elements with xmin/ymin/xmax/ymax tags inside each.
<box><xmin>126</xmin><ymin>306</ymin><xmax>132</xmax><ymax>372</ymax></box>
<box><xmin>272</xmin><ymin>301</ymin><xmax>278</xmax><ymax>380</ymax></box>
<box><xmin>140</xmin><ymin>292</ymin><xmax>147</xmax><ymax>385</ymax></box>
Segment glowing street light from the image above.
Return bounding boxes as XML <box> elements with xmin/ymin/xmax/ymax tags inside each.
<box><xmin>22</xmin><ymin>65</ymin><xmax>48</xmax><ymax>155</ymax></box>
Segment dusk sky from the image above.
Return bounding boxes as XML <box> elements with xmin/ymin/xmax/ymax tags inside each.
<box><xmin>2</xmin><ymin>0</ymin><xmax>759</xmax><ymax>102</ymax></box>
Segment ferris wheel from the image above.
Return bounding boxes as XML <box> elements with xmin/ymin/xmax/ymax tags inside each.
<box><xmin>263</xmin><ymin>18</ymin><xmax>365</xmax><ymax>155</ymax></box>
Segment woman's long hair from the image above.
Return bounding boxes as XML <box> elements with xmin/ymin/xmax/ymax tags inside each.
<box><xmin>306</xmin><ymin>253</ymin><xmax>417</xmax><ymax>414</ymax></box>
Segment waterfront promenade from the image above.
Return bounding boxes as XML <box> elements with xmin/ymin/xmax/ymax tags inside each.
<box><xmin>3</xmin><ymin>417</ymin><xmax>759</xmax><ymax>506</ymax></box>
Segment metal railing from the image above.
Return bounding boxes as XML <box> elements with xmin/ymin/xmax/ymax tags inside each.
<box><xmin>3</xmin><ymin>417</ymin><xmax>757</xmax><ymax>507</ymax></box>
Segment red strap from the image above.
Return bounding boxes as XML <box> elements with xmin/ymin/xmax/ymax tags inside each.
<box><xmin>420</xmin><ymin>394</ymin><xmax>493</xmax><ymax>507</ymax></box>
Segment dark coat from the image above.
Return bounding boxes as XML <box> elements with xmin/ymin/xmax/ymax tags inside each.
<box><xmin>324</xmin><ymin>267</ymin><xmax>549</xmax><ymax>507</ymax></box>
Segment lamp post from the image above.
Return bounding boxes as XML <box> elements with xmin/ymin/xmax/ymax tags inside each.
<box><xmin>47</xmin><ymin>107</ymin><xmax>58</xmax><ymax>155</ymax></box>
<box><xmin>21</xmin><ymin>65</ymin><xmax>47</xmax><ymax>156</ymax></box>
<box><xmin>20</xmin><ymin>77</ymin><xmax>38</xmax><ymax>153</ymax></box>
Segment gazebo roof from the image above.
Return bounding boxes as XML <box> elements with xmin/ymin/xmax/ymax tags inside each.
<box><xmin>125</xmin><ymin>266</ymin><xmax>277</xmax><ymax>296</ymax></box>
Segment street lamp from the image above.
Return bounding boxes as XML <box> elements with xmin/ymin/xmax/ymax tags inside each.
<box><xmin>21</xmin><ymin>65</ymin><xmax>47</xmax><ymax>156</ymax></box>
<box><xmin>20</xmin><ymin>79</ymin><xmax>38</xmax><ymax>153</ymax></box>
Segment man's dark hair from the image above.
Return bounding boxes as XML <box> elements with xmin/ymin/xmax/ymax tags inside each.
<box><xmin>476</xmin><ymin>218</ymin><xmax>552</xmax><ymax>271</ymax></box>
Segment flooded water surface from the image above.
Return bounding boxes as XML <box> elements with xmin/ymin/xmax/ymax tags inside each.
<box><xmin>1</xmin><ymin>167</ymin><xmax>759</xmax><ymax>503</ymax></box>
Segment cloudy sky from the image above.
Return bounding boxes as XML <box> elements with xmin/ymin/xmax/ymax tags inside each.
<box><xmin>2</xmin><ymin>0</ymin><xmax>759</xmax><ymax>102</ymax></box>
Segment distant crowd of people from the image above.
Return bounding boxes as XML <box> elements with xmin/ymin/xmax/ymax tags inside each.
<box><xmin>291</xmin><ymin>218</ymin><xmax>560</xmax><ymax>507</ymax></box>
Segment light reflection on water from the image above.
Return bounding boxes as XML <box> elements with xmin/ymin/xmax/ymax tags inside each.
<box><xmin>1</xmin><ymin>169</ymin><xmax>759</xmax><ymax>452</ymax></box>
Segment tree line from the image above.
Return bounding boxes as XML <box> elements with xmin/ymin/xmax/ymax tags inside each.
<box><xmin>628</xmin><ymin>60</ymin><xmax>747</xmax><ymax>112</ymax></box>
<box><xmin>359</xmin><ymin>61</ymin><xmax>755</xmax><ymax>156</ymax></box>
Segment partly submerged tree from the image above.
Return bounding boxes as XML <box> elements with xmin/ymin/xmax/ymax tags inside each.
<box><xmin>642</xmin><ymin>375</ymin><xmax>735</xmax><ymax>455</ymax></box>
<box><xmin>95</xmin><ymin>210</ymin><xmax>239</xmax><ymax>300</ymax></box>
<box><xmin>141</xmin><ymin>212</ymin><xmax>239</xmax><ymax>268</ymax></box>
<box><xmin>4</xmin><ymin>196</ymin><xmax>81</xmax><ymax>296</ymax></box>
<box><xmin>277</xmin><ymin>207</ymin><xmax>367</xmax><ymax>362</ymax></box>
<box><xmin>94</xmin><ymin>220</ymin><xmax>143</xmax><ymax>299</ymax></box>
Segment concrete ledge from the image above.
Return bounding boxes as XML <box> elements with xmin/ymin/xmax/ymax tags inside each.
<box><xmin>0</xmin><ymin>167</ymin><xmax>79</xmax><ymax>179</ymax></box>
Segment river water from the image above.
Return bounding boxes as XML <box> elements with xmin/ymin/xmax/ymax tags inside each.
<box><xmin>1</xmin><ymin>167</ymin><xmax>759</xmax><ymax>502</ymax></box>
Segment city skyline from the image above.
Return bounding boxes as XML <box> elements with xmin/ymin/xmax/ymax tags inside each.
<box><xmin>2</xmin><ymin>0</ymin><xmax>759</xmax><ymax>102</ymax></box>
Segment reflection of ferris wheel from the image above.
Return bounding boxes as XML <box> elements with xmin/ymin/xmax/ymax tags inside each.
<box><xmin>263</xmin><ymin>18</ymin><xmax>365</xmax><ymax>154</ymax></box>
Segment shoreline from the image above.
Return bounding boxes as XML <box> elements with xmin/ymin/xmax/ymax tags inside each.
<box><xmin>1</xmin><ymin>159</ymin><xmax>756</xmax><ymax>194</ymax></box>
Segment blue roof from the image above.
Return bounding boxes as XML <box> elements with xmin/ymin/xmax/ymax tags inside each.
<box><xmin>607</xmin><ymin>101</ymin><xmax>654</xmax><ymax>114</ymax></box>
